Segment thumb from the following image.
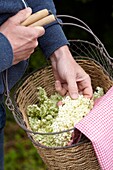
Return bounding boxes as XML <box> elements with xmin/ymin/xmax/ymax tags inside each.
<box><xmin>10</xmin><ymin>7</ymin><xmax>32</xmax><ymax>24</ymax></box>
<box><xmin>67</xmin><ymin>77</ymin><xmax>78</xmax><ymax>99</ymax></box>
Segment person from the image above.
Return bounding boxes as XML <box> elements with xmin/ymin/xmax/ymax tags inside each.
<box><xmin>0</xmin><ymin>0</ymin><xmax>93</xmax><ymax>169</ymax></box>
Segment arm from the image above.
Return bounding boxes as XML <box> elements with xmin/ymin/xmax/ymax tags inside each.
<box><xmin>0</xmin><ymin>33</ymin><xmax>13</xmax><ymax>72</ymax></box>
<box><xmin>27</xmin><ymin>0</ymin><xmax>93</xmax><ymax>99</ymax></box>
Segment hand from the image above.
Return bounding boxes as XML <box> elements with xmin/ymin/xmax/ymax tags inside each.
<box><xmin>0</xmin><ymin>7</ymin><xmax>45</xmax><ymax>65</ymax></box>
<box><xmin>50</xmin><ymin>45</ymin><xmax>93</xmax><ymax>99</ymax></box>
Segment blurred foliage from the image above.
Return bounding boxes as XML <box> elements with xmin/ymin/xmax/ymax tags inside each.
<box><xmin>4</xmin><ymin>121</ymin><xmax>47</xmax><ymax>170</ymax></box>
<box><xmin>5</xmin><ymin>0</ymin><xmax>113</xmax><ymax>169</ymax></box>
<box><xmin>26</xmin><ymin>47</ymin><xmax>48</xmax><ymax>73</ymax></box>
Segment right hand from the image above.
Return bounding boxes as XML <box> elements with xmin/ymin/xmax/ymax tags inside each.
<box><xmin>0</xmin><ymin>7</ymin><xmax>45</xmax><ymax>65</ymax></box>
<box><xmin>50</xmin><ymin>45</ymin><xmax>93</xmax><ymax>99</ymax></box>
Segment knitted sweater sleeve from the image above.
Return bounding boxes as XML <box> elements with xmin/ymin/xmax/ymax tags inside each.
<box><xmin>0</xmin><ymin>33</ymin><xmax>13</xmax><ymax>72</ymax></box>
<box><xmin>27</xmin><ymin>0</ymin><xmax>69</xmax><ymax>58</ymax></box>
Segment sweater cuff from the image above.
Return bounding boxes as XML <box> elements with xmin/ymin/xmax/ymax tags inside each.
<box><xmin>0</xmin><ymin>33</ymin><xmax>13</xmax><ymax>72</ymax></box>
<box><xmin>39</xmin><ymin>23</ymin><xmax>69</xmax><ymax>58</ymax></box>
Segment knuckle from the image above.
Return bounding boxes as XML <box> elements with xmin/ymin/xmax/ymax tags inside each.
<box><xmin>24</xmin><ymin>55</ymin><xmax>30</xmax><ymax>60</ymax></box>
<box><xmin>34</xmin><ymin>28</ymin><xmax>45</xmax><ymax>37</ymax></box>
<box><xmin>34</xmin><ymin>40</ymin><xmax>38</xmax><ymax>47</ymax></box>
<box><xmin>8</xmin><ymin>17</ymin><xmax>13</xmax><ymax>23</ymax></box>
<box><xmin>30</xmin><ymin>49</ymin><xmax>35</xmax><ymax>54</ymax></box>
<box><xmin>28</xmin><ymin>40</ymin><xmax>38</xmax><ymax>49</ymax></box>
<box><xmin>30</xmin><ymin>31</ymin><xmax>37</xmax><ymax>39</ymax></box>
<box><xmin>31</xmin><ymin>40</ymin><xmax>38</xmax><ymax>48</ymax></box>
<box><xmin>8</xmin><ymin>17</ymin><xmax>16</xmax><ymax>25</ymax></box>
<box><xmin>29</xmin><ymin>27</ymin><xmax>45</xmax><ymax>39</ymax></box>
<box><xmin>34</xmin><ymin>32</ymin><xmax>40</xmax><ymax>38</ymax></box>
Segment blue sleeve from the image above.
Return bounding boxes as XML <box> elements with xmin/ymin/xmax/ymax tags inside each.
<box><xmin>0</xmin><ymin>33</ymin><xmax>13</xmax><ymax>72</ymax></box>
<box><xmin>27</xmin><ymin>0</ymin><xmax>69</xmax><ymax>58</ymax></box>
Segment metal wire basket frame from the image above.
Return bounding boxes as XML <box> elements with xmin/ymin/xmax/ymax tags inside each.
<box><xmin>5</xmin><ymin>15</ymin><xmax>113</xmax><ymax>149</ymax></box>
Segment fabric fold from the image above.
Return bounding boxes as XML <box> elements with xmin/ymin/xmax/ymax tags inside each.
<box><xmin>75</xmin><ymin>86</ymin><xmax>113</xmax><ymax>170</ymax></box>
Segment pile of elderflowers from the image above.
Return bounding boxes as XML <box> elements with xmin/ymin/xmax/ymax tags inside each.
<box><xmin>27</xmin><ymin>86</ymin><xmax>104</xmax><ymax>147</ymax></box>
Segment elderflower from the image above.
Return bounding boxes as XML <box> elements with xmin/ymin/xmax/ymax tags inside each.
<box><xmin>27</xmin><ymin>86</ymin><xmax>104</xmax><ymax>147</ymax></box>
<box><xmin>93</xmin><ymin>86</ymin><xmax>104</xmax><ymax>100</ymax></box>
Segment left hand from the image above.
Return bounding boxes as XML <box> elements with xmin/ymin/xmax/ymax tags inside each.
<box><xmin>50</xmin><ymin>45</ymin><xmax>93</xmax><ymax>99</ymax></box>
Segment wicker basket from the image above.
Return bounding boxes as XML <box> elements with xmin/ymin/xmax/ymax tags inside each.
<box><xmin>11</xmin><ymin>16</ymin><xmax>113</xmax><ymax>170</ymax></box>
<box><xmin>13</xmin><ymin>58</ymin><xmax>113</xmax><ymax>170</ymax></box>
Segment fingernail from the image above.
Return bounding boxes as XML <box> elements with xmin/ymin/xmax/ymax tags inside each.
<box><xmin>26</xmin><ymin>7</ymin><xmax>32</xmax><ymax>13</ymax></box>
<box><xmin>71</xmin><ymin>93</ymin><xmax>78</xmax><ymax>99</ymax></box>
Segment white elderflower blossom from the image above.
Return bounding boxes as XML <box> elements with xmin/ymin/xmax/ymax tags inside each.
<box><xmin>27</xmin><ymin>86</ymin><xmax>104</xmax><ymax>147</ymax></box>
<box><xmin>52</xmin><ymin>95</ymin><xmax>94</xmax><ymax>131</ymax></box>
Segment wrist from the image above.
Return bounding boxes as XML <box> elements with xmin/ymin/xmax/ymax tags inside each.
<box><xmin>50</xmin><ymin>45</ymin><xmax>70</xmax><ymax>62</ymax></box>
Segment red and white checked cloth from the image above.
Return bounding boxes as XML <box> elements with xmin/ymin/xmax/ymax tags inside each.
<box><xmin>75</xmin><ymin>86</ymin><xmax>113</xmax><ymax>170</ymax></box>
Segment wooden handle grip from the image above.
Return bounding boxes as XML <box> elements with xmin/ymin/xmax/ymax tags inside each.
<box><xmin>21</xmin><ymin>9</ymin><xmax>49</xmax><ymax>26</ymax></box>
<box><xmin>29</xmin><ymin>14</ymin><xmax>56</xmax><ymax>27</ymax></box>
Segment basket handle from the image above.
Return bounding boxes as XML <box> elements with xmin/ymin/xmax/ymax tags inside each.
<box><xmin>56</xmin><ymin>15</ymin><xmax>113</xmax><ymax>61</ymax></box>
<box><xmin>21</xmin><ymin>9</ymin><xmax>49</xmax><ymax>26</ymax></box>
<box><xmin>29</xmin><ymin>14</ymin><xmax>56</xmax><ymax>27</ymax></box>
<box><xmin>21</xmin><ymin>9</ymin><xmax>56</xmax><ymax>27</ymax></box>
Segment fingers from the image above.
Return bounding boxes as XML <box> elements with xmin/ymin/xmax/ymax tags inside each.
<box><xmin>82</xmin><ymin>86</ymin><xmax>93</xmax><ymax>99</ymax></box>
<box><xmin>55</xmin><ymin>79</ymin><xmax>79</xmax><ymax>99</ymax></box>
<box><xmin>9</xmin><ymin>7</ymin><xmax>32</xmax><ymax>24</ymax></box>
<box><xmin>18</xmin><ymin>25</ymin><xmax>45</xmax><ymax>41</ymax></box>
<box><xmin>55</xmin><ymin>80</ymin><xmax>67</xmax><ymax>96</ymax></box>
<box><xmin>67</xmin><ymin>76</ymin><xmax>79</xmax><ymax>99</ymax></box>
<box><xmin>8</xmin><ymin>7</ymin><xmax>45</xmax><ymax>38</ymax></box>
<box><xmin>34</xmin><ymin>26</ymin><xmax>45</xmax><ymax>37</ymax></box>
<box><xmin>78</xmin><ymin>75</ymin><xmax>93</xmax><ymax>99</ymax></box>
<box><xmin>55</xmin><ymin>76</ymin><xmax>93</xmax><ymax>100</ymax></box>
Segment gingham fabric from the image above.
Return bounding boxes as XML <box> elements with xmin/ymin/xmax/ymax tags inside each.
<box><xmin>76</xmin><ymin>86</ymin><xmax>113</xmax><ymax>170</ymax></box>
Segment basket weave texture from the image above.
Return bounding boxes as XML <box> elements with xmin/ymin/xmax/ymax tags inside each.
<box><xmin>14</xmin><ymin>59</ymin><xmax>113</xmax><ymax>170</ymax></box>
